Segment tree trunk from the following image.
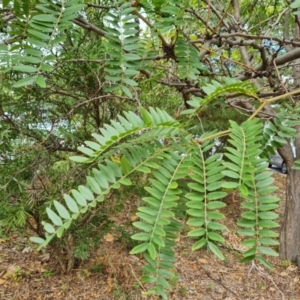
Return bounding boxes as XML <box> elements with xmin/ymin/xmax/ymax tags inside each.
<box><xmin>279</xmin><ymin>132</ymin><xmax>300</xmax><ymax>262</ymax></box>
<box><xmin>279</xmin><ymin>16</ymin><xmax>300</xmax><ymax>262</ymax></box>
<box><xmin>279</xmin><ymin>169</ymin><xmax>300</xmax><ymax>262</ymax></box>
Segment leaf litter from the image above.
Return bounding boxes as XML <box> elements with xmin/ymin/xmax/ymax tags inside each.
<box><xmin>0</xmin><ymin>172</ymin><xmax>299</xmax><ymax>299</ymax></box>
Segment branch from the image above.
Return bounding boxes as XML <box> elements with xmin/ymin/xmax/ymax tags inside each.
<box><xmin>199</xmin><ymin>40</ymin><xmax>212</xmax><ymax>60</ymax></box>
<box><xmin>73</xmin><ymin>17</ymin><xmax>107</xmax><ymax>37</ymax></box>
<box><xmin>202</xmin><ymin>0</ymin><xmax>230</xmax><ymax>30</ymax></box>
<box><xmin>198</xmin><ymin>265</ymin><xmax>240</xmax><ymax>298</ymax></box>
<box><xmin>193</xmin><ymin>37</ymin><xmax>265</xmax><ymax>50</ymax></box>
<box><xmin>185</xmin><ymin>8</ymin><xmax>214</xmax><ymax>32</ymax></box>
<box><xmin>211</xmin><ymin>0</ymin><xmax>233</xmax><ymax>35</ymax></box>
<box><xmin>214</xmin><ymin>33</ymin><xmax>300</xmax><ymax>47</ymax></box>
<box><xmin>0</xmin><ymin>112</ymin><xmax>44</xmax><ymax>142</ymax></box>
<box><xmin>63</xmin><ymin>58</ymin><xmax>106</xmax><ymax>63</ymax></box>
<box><xmin>270</xmin><ymin>47</ymin><xmax>300</xmax><ymax>66</ymax></box>
<box><xmin>195</xmin><ymin>43</ymin><xmax>257</xmax><ymax>73</ymax></box>
<box><xmin>265</xmin><ymin>8</ymin><xmax>289</xmax><ymax>36</ymax></box>
<box><xmin>248</xmin><ymin>88</ymin><xmax>300</xmax><ymax>120</ymax></box>
<box><xmin>3</xmin><ymin>12</ymin><xmax>14</xmax><ymax>22</ymax></box>
<box><xmin>86</xmin><ymin>3</ymin><xmax>116</xmax><ymax>9</ymax></box>
<box><xmin>64</xmin><ymin>94</ymin><xmax>136</xmax><ymax>118</ymax></box>
<box><xmin>237</xmin><ymin>48</ymin><xmax>300</xmax><ymax>80</ymax></box>
<box><xmin>284</xmin><ymin>10</ymin><xmax>293</xmax><ymax>52</ymax></box>
<box><xmin>231</xmin><ymin>0</ymin><xmax>258</xmax><ymax>75</ymax></box>
<box><xmin>132</xmin><ymin>10</ymin><xmax>170</xmax><ymax>47</ymax></box>
<box><xmin>158</xmin><ymin>80</ymin><xmax>187</xmax><ymax>87</ymax></box>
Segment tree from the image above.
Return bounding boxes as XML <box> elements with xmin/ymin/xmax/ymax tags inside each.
<box><xmin>2</xmin><ymin>0</ymin><xmax>300</xmax><ymax>297</ymax></box>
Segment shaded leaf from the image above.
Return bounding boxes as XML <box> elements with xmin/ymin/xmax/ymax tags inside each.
<box><xmin>208</xmin><ymin>241</ymin><xmax>224</xmax><ymax>260</ymax></box>
<box><xmin>258</xmin><ymin>246</ymin><xmax>279</xmax><ymax>256</ymax></box>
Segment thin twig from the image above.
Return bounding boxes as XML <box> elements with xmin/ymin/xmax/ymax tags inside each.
<box><xmin>132</xmin><ymin>10</ymin><xmax>170</xmax><ymax>48</ymax></box>
<box><xmin>64</xmin><ymin>94</ymin><xmax>134</xmax><ymax>118</ymax></box>
<box><xmin>248</xmin><ymin>88</ymin><xmax>300</xmax><ymax>120</ymax></box>
<box><xmin>211</xmin><ymin>0</ymin><xmax>233</xmax><ymax>35</ymax></box>
<box><xmin>273</xmin><ymin>60</ymin><xmax>294</xmax><ymax>103</ymax></box>
<box><xmin>199</xmin><ymin>264</ymin><xmax>240</xmax><ymax>298</ymax></box>
<box><xmin>86</xmin><ymin>3</ymin><xmax>116</xmax><ymax>9</ymax></box>
<box><xmin>129</xmin><ymin>264</ymin><xmax>146</xmax><ymax>291</ymax></box>
<box><xmin>195</xmin><ymin>44</ymin><xmax>257</xmax><ymax>73</ymax></box>
<box><xmin>197</xmin><ymin>115</ymin><xmax>205</xmax><ymax>134</ymax></box>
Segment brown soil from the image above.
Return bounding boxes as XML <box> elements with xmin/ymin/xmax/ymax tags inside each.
<box><xmin>0</xmin><ymin>172</ymin><xmax>299</xmax><ymax>300</ymax></box>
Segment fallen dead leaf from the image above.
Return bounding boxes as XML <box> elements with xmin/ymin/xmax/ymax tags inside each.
<box><xmin>4</xmin><ymin>264</ymin><xmax>21</xmax><ymax>278</ymax></box>
<box><xmin>130</xmin><ymin>215</ymin><xmax>138</xmax><ymax>221</ymax></box>
<box><xmin>198</xmin><ymin>258</ymin><xmax>208</xmax><ymax>264</ymax></box>
<box><xmin>6</xmin><ymin>265</ymin><xmax>20</xmax><ymax>275</ymax></box>
<box><xmin>107</xmin><ymin>277</ymin><xmax>113</xmax><ymax>292</ymax></box>
<box><xmin>77</xmin><ymin>269</ymin><xmax>91</xmax><ymax>279</ymax></box>
<box><xmin>11</xmin><ymin>234</ymin><xmax>18</xmax><ymax>240</ymax></box>
<box><xmin>22</xmin><ymin>247</ymin><xmax>32</xmax><ymax>254</ymax></box>
<box><xmin>104</xmin><ymin>233</ymin><xmax>114</xmax><ymax>243</ymax></box>
<box><xmin>40</xmin><ymin>253</ymin><xmax>50</xmax><ymax>262</ymax></box>
<box><xmin>219</xmin><ymin>269</ymin><xmax>229</xmax><ymax>273</ymax></box>
<box><xmin>0</xmin><ymin>278</ymin><xmax>6</xmax><ymax>285</ymax></box>
<box><xmin>287</xmin><ymin>265</ymin><xmax>298</xmax><ymax>271</ymax></box>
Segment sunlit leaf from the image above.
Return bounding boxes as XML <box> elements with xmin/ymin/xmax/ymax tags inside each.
<box><xmin>46</xmin><ymin>208</ymin><xmax>62</xmax><ymax>226</ymax></box>
<box><xmin>53</xmin><ymin>200</ymin><xmax>71</xmax><ymax>220</ymax></box>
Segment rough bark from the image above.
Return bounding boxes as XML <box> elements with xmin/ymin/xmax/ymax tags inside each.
<box><xmin>279</xmin><ymin>169</ymin><xmax>300</xmax><ymax>262</ymax></box>
<box><xmin>279</xmin><ymin>99</ymin><xmax>300</xmax><ymax>263</ymax></box>
<box><xmin>279</xmin><ymin>16</ymin><xmax>300</xmax><ymax>263</ymax></box>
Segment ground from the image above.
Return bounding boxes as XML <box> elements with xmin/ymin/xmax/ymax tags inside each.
<box><xmin>0</xmin><ymin>172</ymin><xmax>299</xmax><ymax>300</ymax></box>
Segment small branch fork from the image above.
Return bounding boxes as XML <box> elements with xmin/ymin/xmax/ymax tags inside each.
<box><xmin>198</xmin><ymin>88</ymin><xmax>300</xmax><ymax>144</ymax></box>
<box><xmin>248</xmin><ymin>261</ymin><xmax>285</xmax><ymax>300</ymax></box>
